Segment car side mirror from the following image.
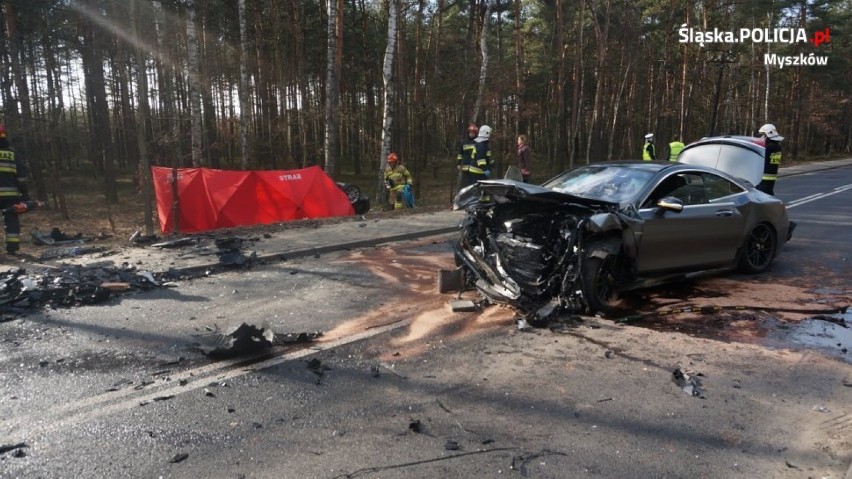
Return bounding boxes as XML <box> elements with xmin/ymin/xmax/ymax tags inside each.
<box><xmin>657</xmin><ymin>196</ymin><xmax>684</xmax><ymax>212</ymax></box>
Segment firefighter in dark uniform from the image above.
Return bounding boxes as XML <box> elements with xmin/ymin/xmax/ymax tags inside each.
<box><xmin>642</xmin><ymin>133</ymin><xmax>656</xmax><ymax>160</ymax></box>
<box><xmin>756</xmin><ymin>123</ymin><xmax>783</xmax><ymax>195</ymax></box>
<box><xmin>0</xmin><ymin>124</ymin><xmax>31</xmax><ymax>255</ymax></box>
<box><xmin>457</xmin><ymin>123</ymin><xmax>484</xmax><ymax>189</ymax></box>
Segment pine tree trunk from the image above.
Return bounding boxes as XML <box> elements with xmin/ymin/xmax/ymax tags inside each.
<box><xmin>238</xmin><ymin>0</ymin><xmax>251</xmax><ymax>169</ymax></box>
<box><xmin>324</xmin><ymin>0</ymin><xmax>339</xmax><ymax>178</ymax></box>
<box><xmin>133</xmin><ymin>0</ymin><xmax>154</xmax><ymax>235</ymax></box>
<box><xmin>377</xmin><ymin>0</ymin><xmax>398</xmax><ymax>205</ymax></box>
<box><xmin>186</xmin><ymin>0</ymin><xmax>203</xmax><ymax>167</ymax></box>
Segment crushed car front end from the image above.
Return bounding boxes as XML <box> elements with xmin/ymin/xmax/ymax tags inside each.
<box><xmin>453</xmin><ymin>180</ymin><xmax>627</xmax><ymax>319</ymax></box>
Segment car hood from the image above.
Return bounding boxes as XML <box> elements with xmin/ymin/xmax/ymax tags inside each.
<box><xmin>453</xmin><ymin>179</ymin><xmax>621</xmax><ymax>210</ymax></box>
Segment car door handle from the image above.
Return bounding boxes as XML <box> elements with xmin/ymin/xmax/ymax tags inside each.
<box><xmin>715</xmin><ymin>210</ymin><xmax>734</xmax><ymax>217</ymax></box>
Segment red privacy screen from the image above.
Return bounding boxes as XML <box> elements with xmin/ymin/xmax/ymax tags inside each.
<box><xmin>152</xmin><ymin>166</ymin><xmax>355</xmax><ymax>234</ymax></box>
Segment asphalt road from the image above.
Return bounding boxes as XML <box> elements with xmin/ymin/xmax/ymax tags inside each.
<box><xmin>0</xmin><ymin>166</ymin><xmax>850</xmax><ymax>478</ymax></box>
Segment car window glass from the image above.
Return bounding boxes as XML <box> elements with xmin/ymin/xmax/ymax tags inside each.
<box><xmin>703</xmin><ymin>172</ymin><xmax>745</xmax><ymax>201</ymax></box>
<box><xmin>642</xmin><ymin>172</ymin><xmax>706</xmax><ymax>207</ymax></box>
<box><xmin>543</xmin><ymin>166</ymin><xmax>654</xmax><ymax>204</ymax></box>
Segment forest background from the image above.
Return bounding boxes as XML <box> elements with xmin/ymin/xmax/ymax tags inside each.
<box><xmin>0</xmin><ymin>0</ymin><xmax>850</xmax><ymax>240</ymax></box>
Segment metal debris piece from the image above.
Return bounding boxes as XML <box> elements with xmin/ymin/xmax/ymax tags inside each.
<box><xmin>218</xmin><ymin>250</ymin><xmax>257</xmax><ymax>268</ymax></box>
<box><xmin>31</xmin><ymin>228</ymin><xmax>90</xmax><ymax>246</ymax></box>
<box><xmin>450</xmin><ymin>300</ymin><xmax>477</xmax><ymax>312</ymax></box>
<box><xmin>129</xmin><ymin>230</ymin><xmax>159</xmax><ymax>244</ymax></box>
<box><xmin>672</xmin><ymin>368</ymin><xmax>705</xmax><ymax>398</ymax></box>
<box><xmin>274</xmin><ymin>331</ymin><xmax>322</xmax><ymax>345</ymax></box>
<box><xmin>151</xmin><ymin>238</ymin><xmax>195</xmax><ymax>248</ymax></box>
<box><xmin>438</xmin><ymin>268</ymin><xmax>464</xmax><ymax>293</ymax></box>
<box><xmin>199</xmin><ymin>323</ymin><xmax>274</xmax><ymax>358</ymax></box>
<box><xmin>306</xmin><ymin>358</ymin><xmax>331</xmax><ymax>377</ymax></box>
<box><xmin>0</xmin><ymin>443</ymin><xmax>28</xmax><ymax>455</ymax></box>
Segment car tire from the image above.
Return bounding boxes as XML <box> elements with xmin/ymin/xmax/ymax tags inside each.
<box><xmin>581</xmin><ymin>256</ymin><xmax>617</xmax><ymax>313</ymax></box>
<box><xmin>738</xmin><ymin>223</ymin><xmax>777</xmax><ymax>274</ymax></box>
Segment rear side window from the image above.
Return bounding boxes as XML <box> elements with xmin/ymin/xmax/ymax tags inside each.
<box><xmin>703</xmin><ymin>172</ymin><xmax>745</xmax><ymax>201</ymax></box>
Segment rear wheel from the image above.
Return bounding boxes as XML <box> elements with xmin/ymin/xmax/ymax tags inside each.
<box><xmin>581</xmin><ymin>256</ymin><xmax>617</xmax><ymax>313</ymax></box>
<box><xmin>738</xmin><ymin>223</ymin><xmax>776</xmax><ymax>274</ymax></box>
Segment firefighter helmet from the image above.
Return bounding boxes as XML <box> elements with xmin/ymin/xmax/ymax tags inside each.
<box><xmin>758</xmin><ymin>123</ymin><xmax>784</xmax><ymax>141</ymax></box>
<box><xmin>387</xmin><ymin>152</ymin><xmax>399</xmax><ymax>165</ymax></box>
<box><xmin>478</xmin><ymin>125</ymin><xmax>492</xmax><ymax>140</ymax></box>
<box><xmin>467</xmin><ymin>123</ymin><xmax>479</xmax><ymax>134</ymax></box>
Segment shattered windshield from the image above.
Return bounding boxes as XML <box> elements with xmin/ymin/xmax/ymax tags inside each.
<box><xmin>542</xmin><ymin>165</ymin><xmax>655</xmax><ymax>204</ymax></box>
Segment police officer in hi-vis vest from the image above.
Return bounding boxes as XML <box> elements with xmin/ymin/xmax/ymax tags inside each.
<box><xmin>642</xmin><ymin>133</ymin><xmax>656</xmax><ymax>160</ymax></box>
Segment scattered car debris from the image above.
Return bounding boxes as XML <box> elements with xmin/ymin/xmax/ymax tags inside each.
<box><xmin>274</xmin><ymin>331</ymin><xmax>322</xmax><ymax>346</ymax></box>
<box><xmin>139</xmin><ymin>395</ymin><xmax>176</xmax><ymax>406</ymax></box>
<box><xmin>129</xmin><ymin>230</ymin><xmax>160</xmax><ymax>245</ymax></box>
<box><xmin>437</xmin><ymin>268</ymin><xmax>464</xmax><ymax>294</ymax></box>
<box><xmin>39</xmin><ymin>245</ymin><xmax>106</xmax><ymax>261</ymax></box>
<box><xmin>444</xmin><ymin>440</ymin><xmax>460</xmax><ymax>451</ymax></box>
<box><xmin>198</xmin><ymin>323</ymin><xmax>274</xmax><ymax>358</ymax></box>
<box><xmin>31</xmin><ymin>228</ymin><xmax>91</xmax><ymax>246</ymax></box>
<box><xmin>516</xmin><ymin>318</ymin><xmax>532</xmax><ymax>331</ymax></box>
<box><xmin>306</xmin><ymin>358</ymin><xmax>331</xmax><ymax>377</ymax></box>
<box><xmin>151</xmin><ymin>238</ymin><xmax>196</xmax><ymax>249</ymax></box>
<box><xmin>812</xmin><ymin>405</ymin><xmax>830</xmax><ymax>413</ymax></box>
<box><xmin>169</xmin><ymin>453</ymin><xmax>189</xmax><ymax>463</ymax></box>
<box><xmin>450</xmin><ymin>300</ymin><xmax>477</xmax><ymax>313</ymax></box>
<box><xmin>408</xmin><ymin>420</ymin><xmax>423</xmax><ymax>434</ymax></box>
<box><xmin>672</xmin><ymin>368</ymin><xmax>705</xmax><ymax>398</ymax></box>
<box><xmin>0</xmin><ymin>264</ymin><xmax>182</xmax><ymax>317</ymax></box>
<box><xmin>0</xmin><ymin>443</ymin><xmax>28</xmax><ymax>455</ymax></box>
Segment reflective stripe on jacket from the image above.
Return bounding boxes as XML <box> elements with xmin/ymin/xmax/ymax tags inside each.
<box><xmin>0</xmin><ymin>149</ymin><xmax>22</xmax><ymax>197</ymax></box>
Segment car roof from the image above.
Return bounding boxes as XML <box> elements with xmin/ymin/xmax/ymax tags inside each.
<box><xmin>585</xmin><ymin>160</ymin><xmax>722</xmax><ymax>174</ymax></box>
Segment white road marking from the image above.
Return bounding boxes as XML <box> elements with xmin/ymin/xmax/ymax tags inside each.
<box><xmin>786</xmin><ymin>183</ymin><xmax>852</xmax><ymax>209</ymax></box>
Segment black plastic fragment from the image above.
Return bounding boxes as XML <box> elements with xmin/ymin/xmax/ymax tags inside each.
<box><xmin>199</xmin><ymin>323</ymin><xmax>274</xmax><ymax>358</ymax></box>
<box><xmin>672</xmin><ymin>368</ymin><xmax>705</xmax><ymax>398</ymax></box>
<box><xmin>0</xmin><ymin>443</ymin><xmax>28</xmax><ymax>455</ymax></box>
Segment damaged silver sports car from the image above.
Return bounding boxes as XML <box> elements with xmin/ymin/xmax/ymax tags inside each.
<box><xmin>452</xmin><ymin>161</ymin><xmax>795</xmax><ymax>321</ymax></box>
